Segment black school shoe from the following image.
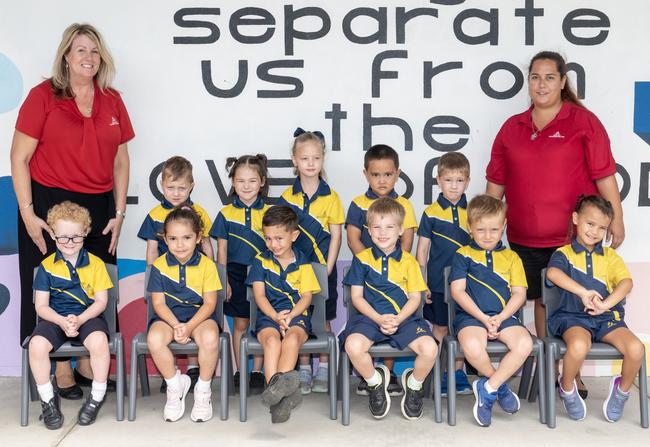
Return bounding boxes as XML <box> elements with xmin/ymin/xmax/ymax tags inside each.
<box><xmin>74</xmin><ymin>369</ymin><xmax>116</xmax><ymax>392</ymax></box>
<box><xmin>356</xmin><ymin>378</ymin><xmax>369</xmax><ymax>396</ymax></box>
<box><xmin>261</xmin><ymin>371</ymin><xmax>300</xmax><ymax>407</ymax></box>
<box><xmin>57</xmin><ymin>384</ymin><xmax>83</xmax><ymax>400</ymax></box>
<box><xmin>40</xmin><ymin>396</ymin><xmax>64</xmax><ymax>430</ymax></box>
<box><xmin>270</xmin><ymin>388</ymin><xmax>302</xmax><ymax>423</ymax></box>
<box><xmin>78</xmin><ymin>395</ymin><xmax>105</xmax><ymax>426</ymax></box>
<box><xmin>387</xmin><ymin>372</ymin><xmax>404</xmax><ymax>397</ymax></box>
<box><xmin>368</xmin><ymin>365</ymin><xmax>391</xmax><ymax>419</ymax></box>
<box><xmin>249</xmin><ymin>371</ymin><xmax>265</xmax><ymax>395</ymax></box>
<box><xmin>400</xmin><ymin>368</ymin><xmax>424</xmax><ymax>420</ymax></box>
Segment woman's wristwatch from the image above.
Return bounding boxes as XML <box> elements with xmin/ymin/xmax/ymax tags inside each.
<box><xmin>116</xmin><ymin>209</ymin><xmax>126</xmax><ymax>218</ymax></box>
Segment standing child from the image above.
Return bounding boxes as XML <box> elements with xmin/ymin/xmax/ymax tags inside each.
<box><xmin>138</xmin><ymin>156</ymin><xmax>213</xmax><ymax>391</ymax></box>
<box><xmin>29</xmin><ymin>201</ymin><xmax>113</xmax><ymax>428</ymax></box>
<box><xmin>416</xmin><ymin>152</ymin><xmax>472</xmax><ymax>396</ymax></box>
<box><xmin>546</xmin><ymin>195</ymin><xmax>644</xmax><ymax>422</ymax></box>
<box><xmin>280</xmin><ymin>128</ymin><xmax>344</xmax><ymax>394</ymax></box>
<box><xmin>146</xmin><ymin>206</ymin><xmax>222</xmax><ymax>422</ymax></box>
<box><xmin>341</xmin><ymin>198</ymin><xmax>438</xmax><ymax>420</ymax></box>
<box><xmin>246</xmin><ymin>206</ymin><xmax>321</xmax><ymax>423</ymax></box>
<box><xmin>210</xmin><ymin>154</ymin><xmax>270</xmax><ymax>394</ymax></box>
<box><xmin>450</xmin><ymin>195</ymin><xmax>533</xmax><ymax>427</ymax></box>
<box><xmin>346</xmin><ymin>144</ymin><xmax>418</xmax><ymax>396</ymax></box>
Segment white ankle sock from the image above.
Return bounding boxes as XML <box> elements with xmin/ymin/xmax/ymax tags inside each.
<box><xmin>37</xmin><ymin>381</ymin><xmax>54</xmax><ymax>402</ymax></box>
<box><xmin>484</xmin><ymin>380</ymin><xmax>497</xmax><ymax>394</ymax></box>
<box><xmin>366</xmin><ymin>370</ymin><xmax>382</xmax><ymax>388</ymax></box>
<box><xmin>91</xmin><ymin>381</ymin><xmax>107</xmax><ymax>402</ymax></box>
<box><xmin>165</xmin><ymin>370</ymin><xmax>181</xmax><ymax>390</ymax></box>
<box><xmin>299</xmin><ymin>364</ymin><xmax>311</xmax><ymax>372</ymax></box>
<box><xmin>407</xmin><ymin>373</ymin><xmax>423</xmax><ymax>391</ymax></box>
<box><xmin>194</xmin><ymin>377</ymin><xmax>211</xmax><ymax>393</ymax></box>
<box><xmin>318</xmin><ymin>362</ymin><xmax>328</xmax><ymax>370</ymax></box>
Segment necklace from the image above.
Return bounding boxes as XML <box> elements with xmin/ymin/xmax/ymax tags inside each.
<box><xmin>530</xmin><ymin>116</ymin><xmax>540</xmax><ymax>141</ymax></box>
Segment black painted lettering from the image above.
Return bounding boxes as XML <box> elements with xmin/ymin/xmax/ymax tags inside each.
<box><xmin>229</xmin><ymin>7</ymin><xmax>275</xmax><ymax>44</ymax></box>
<box><xmin>480</xmin><ymin>62</ymin><xmax>524</xmax><ymax>100</ymax></box>
<box><xmin>284</xmin><ymin>5</ymin><xmax>331</xmax><ymax>56</ymax></box>
<box><xmin>562</xmin><ymin>9</ymin><xmax>610</xmax><ymax>45</ymax></box>
<box><xmin>325</xmin><ymin>103</ymin><xmax>348</xmax><ymax>152</ymax></box>
<box><xmin>257</xmin><ymin>60</ymin><xmax>304</xmax><ymax>98</ymax></box>
<box><xmin>363</xmin><ymin>103</ymin><xmax>413</xmax><ymax>151</ymax></box>
<box><xmin>423</xmin><ymin>61</ymin><xmax>463</xmax><ymax>98</ymax></box>
<box><xmin>173</xmin><ymin>8</ymin><xmax>221</xmax><ymax>45</ymax></box>
<box><xmin>372</xmin><ymin>50</ymin><xmax>408</xmax><ymax>98</ymax></box>
<box><xmin>201</xmin><ymin>60</ymin><xmax>247</xmax><ymax>98</ymax></box>
<box><xmin>423</xmin><ymin>116</ymin><xmax>470</xmax><ymax>152</ymax></box>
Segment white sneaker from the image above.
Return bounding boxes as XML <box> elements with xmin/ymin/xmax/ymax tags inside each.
<box><xmin>190</xmin><ymin>388</ymin><xmax>213</xmax><ymax>422</ymax></box>
<box><xmin>164</xmin><ymin>374</ymin><xmax>191</xmax><ymax>422</ymax></box>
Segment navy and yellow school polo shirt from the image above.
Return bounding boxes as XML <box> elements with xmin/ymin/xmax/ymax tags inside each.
<box><xmin>279</xmin><ymin>178</ymin><xmax>344</xmax><ymax>264</ymax></box>
<box><xmin>209</xmin><ymin>195</ymin><xmax>269</xmax><ymax>265</ymax></box>
<box><xmin>246</xmin><ymin>249</ymin><xmax>321</xmax><ymax>315</ymax></box>
<box><xmin>418</xmin><ymin>193</ymin><xmax>470</xmax><ymax>294</ymax></box>
<box><xmin>33</xmin><ymin>248</ymin><xmax>113</xmax><ymax>317</ymax></box>
<box><xmin>147</xmin><ymin>250</ymin><xmax>221</xmax><ymax>322</ymax></box>
<box><xmin>345</xmin><ymin>188</ymin><xmax>418</xmax><ymax>248</ymax></box>
<box><xmin>547</xmin><ymin>239</ymin><xmax>630</xmax><ymax>319</ymax></box>
<box><xmin>343</xmin><ymin>244</ymin><xmax>427</xmax><ymax>315</ymax></box>
<box><xmin>138</xmin><ymin>198</ymin><xmax>212</xmax><ymax>256</ymax></box>
<box><xmin>450</xmin><ymin>241</ymin><xmax>527</xmax><ymax>316</ymax></box>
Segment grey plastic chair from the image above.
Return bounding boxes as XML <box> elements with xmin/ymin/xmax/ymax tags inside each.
<box><xmin>337</xmin><ymin>266</ymin><xmax>442</xmax><ymax>426</ymax></box>
<box><xmin>128</xmin><ymin>263</ymin><xmax>232</xmax><ymax>421</ymax></box>
<box><xmin>20</xmin><ymin>264</ymin><xmax>125</xmax><ymax>425</ymax></box>
<box><xmin>443</xmin><ymin>266</ymin><xmax>546</xmax><ymax>425</ymax></box>
<box><xmin>542</xmin><ymin>269</ymin><xmax>648</xmax><ymax>428</ymax></box>
<box><xmin>239</xmin><ymin>263</ymin><xmax>337</xmax><ymax>422</ymax></box>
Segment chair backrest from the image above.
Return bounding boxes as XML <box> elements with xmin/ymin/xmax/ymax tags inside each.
<box><xmin>342</xmin><ymin>265</ymin><xmax>425</xmax><ymax>320</ymax></box>
<box><xmin>32</xmin><ymin>263</ymin><xmax>119</xmax><ymax>335</ymax></box>
<box><xmin>143</xmin><ymin>262</ymin><xmax>227</xmax><ymax>327</ymax></box>
<box><xmin>444</xmin><ymin>265</ymin><xmax>524</xmax><ymax>337</ymax></box>
<box><xmin>246</xmin><ymin>262</ymin><xmax>329</xmax><ymax>334</ymax></box>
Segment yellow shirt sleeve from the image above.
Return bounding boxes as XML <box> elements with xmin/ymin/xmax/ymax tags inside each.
<box><xmin>398</xmin><ymin>197</ymin><xmax>419</xmax><ymax>230</ymax></box>
<box><xmin>194</xmin><ymin>204</ymin><xmax>213</xmax><ymax>238</ymax></box>
<box><xmin>202</xmin><ymin>258</ymin><xmax>222</xmax><ymax>293</ymax></box>
<box><xmin>606</xmin><ymin>248</ymin><xmax>631</xmax><ymax>290</ymax></box>
<box><xmin>92</xmin><ymin>260</ymin><xmax>114</xmax><ymax>293</ymax></box>
<box><xmin>509</xmin><ymin>251</ymin><xmax>528</xmax><ymax>288</ymax></box>
<box><xmin>299</xmin><ymin>264</ymin><xmax>322</xmax><ymax>295</ymax></box>
<box><xmin>406</xmin><ymin>256</ymin><xmax>428</xmax><ymax>293</ymax></box>
<box><xmin>328</xmin><ymin>191</ymin><xmax>345</xmax><ymax>225</ymax></box>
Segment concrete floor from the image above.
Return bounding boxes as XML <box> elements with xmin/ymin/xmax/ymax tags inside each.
<box><xmin>2</xmin><ymin>376</ymin><xmax>648</xmax><ymax>447</ymax></box>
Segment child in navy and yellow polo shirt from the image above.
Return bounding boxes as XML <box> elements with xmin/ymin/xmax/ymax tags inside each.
<box><xmin>279</xmin><ymin>128</ymin><xmax>344</xmax><ymax>394</ymax></box>
<box><xmin>147</xmin><ymin>206</ymin><xmax>222</xmax><ymax>423</ymax></box>
<box><xmin>246</xmin><ymin>206</ymin><xmax>321</xmax><ymax>424</ymax></box>
<box><xmin>546</xmin><ymin>195</ymin><xmax>643</xmax><ymax>423</ymax></box>
<box><xmin>449</xmin><ymin>195</ymin><xmax>532</xmax><ymax>427</ymax></box>
<box><xmin>416</xmin><ymin>152</ymin><xmax>472</xmax><ymax>396</ymax></box>
<box><xmin>210</xmin><ymin>154</ymin><xmax>270</xmax><ymax>393</ymax></box>
<box><xmin>345</xmin><ymin>144</ymin><xmax>418</xmax><ymax>396</ymax></box>
<box><xmin>29</xmin><ymin>201</ymin><xmax>113</xmax><ymax>429</ymax></box>
<box><xmin>341</xmin><ymin>198</ymin><xmax>437</xmax><ymax>421</ymax></box>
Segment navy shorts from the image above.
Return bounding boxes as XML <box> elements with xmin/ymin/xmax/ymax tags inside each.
<box><xmin>326</xmin><ymin>267</ymin><xmax>338</xmax><ymax>321</ymax></box>
<box><xmin>423</xmin><ymin>292</ymin><xmax>448</xmax><ymax>326</ymax></box>
<box><xmin>509</xmin><ymin>242</ymin><xmax>559</xmax><ymax>300</ymax></box>
<box><xmin>340</xmin><ymin>314</ymin><xmax>433</xmax><ymax>351</ymax></box>
<box><xmin>224</xmin><ymin>262</ymin><xmax>250</xmax><ymax>318</ymax></box>
<box><xmin>31</xmin><ymin>317</ymin><xmax>109</xmax><ymax>352</ymax></box>
<box><xmin>549</xmin><ymin>313</ymin><xmax>627</xmax><ymax>342</ymax></box>
<box><xmin>454</xmin><ymin>312</ymin><xmax>523</xmax><ymax>334</ymax></box>
<box><xmin>254</xmin><ymin>313</ymin><xmax>312</xmax><ymax>338</ymax></box>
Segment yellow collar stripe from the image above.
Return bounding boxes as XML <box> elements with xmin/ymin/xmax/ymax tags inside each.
<box><xmin>431</xmin><ymin>231</ymin><xmax>464</xmax><ymax>248</ymax></box>
<box><xmin>364</xmin><ymin>281</ymin><xmax>401</xmax><ymax>313</ymax></box>
<box><xmin>467</xmin><ymin>274</ymin><xmax>506</xmax><ymax>309</ymax></box>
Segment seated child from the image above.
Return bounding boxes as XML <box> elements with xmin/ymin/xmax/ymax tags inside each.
<box><xmin>30</xmin><ymin>201</ymin><xmax>113</xmax><ymax>428</ymax></box>
<box><xmin>450</xmin><ymin>194</ymin><xmax>532</xmax><ymax>427</ymax></box>
<box><xmin>342</xmin><ymin>198</ymin><xmax>438</xmax><ymax>420</ymax></box>
<box><xmin>147</xmin><ymin>206</ymin><xmax>221</xmax><ymax>423</ymax></box>
<box><xmin>547</xmin><ymin>195</ymin><xmax>644</xmax><ymax>422</ymax></box>
<box><xmin>246</xmin><ymin>205</ymin><xmax>321</xmax><ymax>423</ymax></box>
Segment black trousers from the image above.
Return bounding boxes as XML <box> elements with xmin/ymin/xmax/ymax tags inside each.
<box><xmin>18</xmin><ymin>181</ymin><xmax>116</xmax><ymax>344</ymax></box>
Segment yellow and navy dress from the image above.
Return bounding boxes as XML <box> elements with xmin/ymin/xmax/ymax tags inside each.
<box><xmin>31</xmin><ymin>248</ymin><xmax>113</xmax><ymax>349</ymax></box>
<box><xmin>341</xmin><ymin>244</ymin><xmax>432</xmax><ymax>350</ymax></box>
<box><xmin>345</xmin><ymin>188</ymin><xmax>418</xmax><ymax>248</ymax></box>
<box><xmin>417</xmin><ymin>193</ymin><xmax>470</xmax><ymax>325</ymax></box>
<box><xmin>547</xmin><ymin>239</ymin><xmax>630</xmax><ymax>341</ymax></box>
<box><xmin>449</xmin><ymin>241</ymin><xmax>528</xmax><ymax>332</ymax></box>
<box><xmin>209</xmin><ymin>195</ymin><xmax>269</xmax><ymax>318</ymax></box>
<box><xmin>138</xmin><ymin>198</ymin><xmax>212</xmax><ymax>256</ymax></box>
<box><xmin>147</xmin><ymin>249</ymin><xmax>221</xmax><ymax>325</ymax></box>
<box><xmin>279</xmin><ymin>178</ymin><xmax>344</xmax><ymax>320</ymax></box>
<box><xmin>245</xmin><ymin>248</ymin><xmax>321</xmax><ymax>335</ymax></box>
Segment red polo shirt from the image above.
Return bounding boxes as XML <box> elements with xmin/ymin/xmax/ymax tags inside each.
<box><xmin>16</xmin><ymin>80</ymin><xmax>135</xmax><ymax>194</ymax></box>
<box><xmin>486</xmin><ymin>101</ymin><xmax>616</xmax><ymax>248</ymax></box>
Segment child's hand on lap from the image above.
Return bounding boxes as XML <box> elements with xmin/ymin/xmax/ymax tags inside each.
<box><xmin>173</xmin><ymin>323</ymin><xmax>190</xmax><ymax>344</ymax></box>
<box><xmin>587</xmin><ymin>295</ymin><xmax>609</xmax><ymax>316</ymax></box>
<box><xmin>579</xmin><ymin>289</ymin><xmax>602</xmax><ymax>313</ymax></box>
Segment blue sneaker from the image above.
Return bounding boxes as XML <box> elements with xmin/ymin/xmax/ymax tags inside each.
<box><xmin>603</xmin><ymin>375</ymin><xmax>629</xmax><ymax>422</ymax></box>
<box><xmin>441</xmin><ymin>372</ymin><xmax>448</xmax><ymax>397</ymax></box>
<box><xmin>455</xmin><ymin>370</ymin><xmax>472</xmax><ymax>395</ymax></box>
<box><xmin>496</xmin><ymin>382</ymin><xmax>520</xmax><ymax>414</ymax></box>
<box><xmin>472</xmin><ymin>378</ymin><xmax>497</xmax><ymax>427</ymax></box>
<box><xmin>558</xmin><ymin>376</ymin><xmax>586</xmax><ymax>421</ymax></box>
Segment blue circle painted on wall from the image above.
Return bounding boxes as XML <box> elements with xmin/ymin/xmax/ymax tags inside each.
<box><xmin>0</xmin><ymin>53</ymin><xmax>23</xmax><ymax>113</ymax></box>
<box><xmin>0</xmin><ymin>284</ymin><xmax>9</xmax><ymax>316</ymax></box>
<box><xmin>0</xmin><ymin>176</ymin><xmax>19</xmax><ymax>255</ymax></box>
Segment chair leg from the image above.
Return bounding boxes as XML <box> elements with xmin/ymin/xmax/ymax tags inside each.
<box><xmin>447</xmin><ymin>341</ymin><xmax>457</xmax><ymax>426</ymax></box>
<box><xmin>639</xmin><ymin>348</ymin><xmax>648</xmax><ymax>428</ymax></box>
<box><xmin>228</xmin><ymin>341</ymin><xmax>235</xmax><ymax>397</ymax></box>
<box><xmin>219</xmin><ymin>336</ymin><xmax>229</xmax><ymax>421</ymax></box>
<box><xmin>239</xmin><ymin>339</ymin><xmax>248</xmax><ymax>422</ymax></box>
<box><xmin>528</xmin><ymin>359</ymin><xmax>539</xmax><ymax>403</ymax></box>
<box><xmin>138</xmin><ymin>354</ymin><xmax>150</xmax><ymax>397</ymax></box>
<box><xmin>341</xmin><ymin>351</ymin><xmax>350</xmax><ymax>426</ymax></box>
<box><xmin>128</xmin><ymin>339</ymin><xmax>139</xmax><ymax>421</ymax></box>
<box><xmin>433</xmin><ymin>354</ymin><xmax>442</xmax><ymax>423</ymax></box>
<box><xmin>518</xmin><ymin>356</ymin><xmax>534</xmax><ymax>399</ymax></box>
<box><xmin>546</xmin><ymin>343</ymin><xmax>557</xmax><ymax>428</ymax></box>
<box><xmin>536</xmin><ymin>344</ymin><xmax>546</xmax><ymax>425</ymax></box>
<box><xmin>21</xmin><ymin>347</ymin><xmax>29</xmax><ymax>426</ymax></box>
<box><xmin>115</xmin><ymin>337</ymin><xmax>124</xmax><ymax>421</ymax></box>
<box><xmin>328</xmin><ymin>338</ymin><xmax>337</xmax><ymax>420</ymax></box>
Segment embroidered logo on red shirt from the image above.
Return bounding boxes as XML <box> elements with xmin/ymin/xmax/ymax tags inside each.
<box><xmin>549</xmin><ymin>131</ymin><xmax>564</xmax><ymax>139</ymax></box>
<box><xmin>109</xmin><ymin>117</ymin><xmax>119</xmax><ymax>126</ymax></box>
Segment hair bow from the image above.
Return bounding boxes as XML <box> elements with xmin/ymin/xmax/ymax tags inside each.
<box><xmin>294</xmin><ymin>127</ymin><xmax>325</xmax><ymax>142</ymax></box>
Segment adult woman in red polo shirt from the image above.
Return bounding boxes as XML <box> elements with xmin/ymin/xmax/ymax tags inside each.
<box><xmin>485</xmin><ymin>51</ymin><xmax>624</xmax><ymax>395</ymax></box>
<box><xmin>10</xmin><ymin>23</ymin><xmax>134</xmax><ymax>397</ymax></box>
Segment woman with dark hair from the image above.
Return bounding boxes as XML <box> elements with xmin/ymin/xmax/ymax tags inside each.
<box><xmin>10</xmin><ymin>23</ymin><xmax>134</xmax><ymax>398</ymax></box>
<box><xmin>485</xmin><ymin>51</ymin><xmax>624</xmax><ymax>398</ymax></box>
